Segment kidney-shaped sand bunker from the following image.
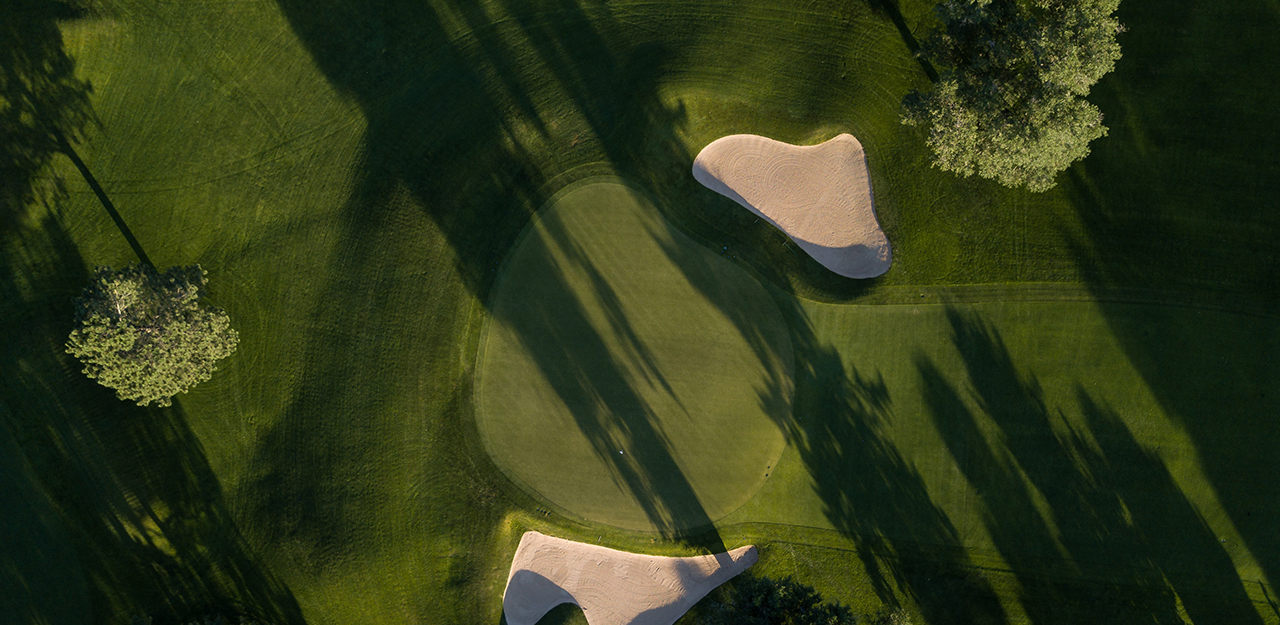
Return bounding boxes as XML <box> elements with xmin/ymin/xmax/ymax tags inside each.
<box><xmin>476</xmin><ymin>178</ymin><xmax>793</xmax><ymax>532</ymax></box>
<box><xmin>693</xmin><ymin>133</ymin><xmax>892</xmax><ymax>279</ymax></box>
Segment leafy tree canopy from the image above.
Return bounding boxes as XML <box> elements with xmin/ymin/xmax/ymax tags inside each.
<box><xmin>902</xmin><ymin>0</ymin><xmax>1124</xmax><ymax>191</ymax></box>
<box><xmin>134</xmin><ymin>613</ymin><xmax>265</xmax><ymax>625</ymax></box>
<box><xmin>66</xmin><ymin>264</ymin><xmax>238</xmax><ymax>407</ymax></box>
<box><xmin>700</xmin><ymin>575</ymin><xmax>858</xmax><ymax>625</ymax></box>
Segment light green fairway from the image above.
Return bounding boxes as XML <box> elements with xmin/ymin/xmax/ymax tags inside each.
<box><xmin>476</xmin><ymin>179</ymin><xmax>793</xmax><ymax>532</ymax></box>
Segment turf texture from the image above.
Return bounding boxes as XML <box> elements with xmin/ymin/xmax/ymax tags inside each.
<box><xmin>721</xmin><ymin>293</ymin><xmax>1280</xmax><ymax>623</ymax></box>
<box><xmin>476</xmin><ymin>178</ymin><xmax>792</xmax><ymax>532</ymax></box>
<box><xmin>2</xmin><ymin>0</ymin><xmax>1279</xmax><ymax>624</ymax></box>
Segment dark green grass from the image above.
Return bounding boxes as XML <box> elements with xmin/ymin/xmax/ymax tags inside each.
<box><xmin>0</xmin><ymin>206</ymin><xmax>308</xmax><ymax>625</ymax></box>
<box><xmin>2</xmin><ymin>0</ymin><xmax>1279</xmax><ymax>624</ymax></box>
<box><xmin>0</xmin><ymin>406</ymin><xmax>90</xmax><ymax>625</ymax></box>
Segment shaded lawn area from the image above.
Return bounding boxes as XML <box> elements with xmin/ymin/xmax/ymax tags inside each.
<box><xmin>33</xmin><ymin>0</ymin><xmax>936</xmax><ymax>621</ymax></box>
<box><xmin>3</xmin><ymin>0</ymin><xmax>1279</xmax><ymax>624</ymax></box>
<box><xmin>2</xmin><ymin>3</ymin><xmax>304</xmax><ymax>623</ymax></box>
<box><xmin>716</xmin><ymin>295</ymin><xmax>1278</xmax><ymax>624</ymax></box>
<box><xmin>0</xmin><ymin>206</ymin><xmax>307</xmax><ymax>625</ymax></box>
<box><xmin>1064</xmin><ymin>0</ymin><xmax>1280</xmax><ymax>607</ymax></box>
<box><xmin>476</xmin><ymin>178</ymin><xmax>792</xmax><ymax>536</ymax></box>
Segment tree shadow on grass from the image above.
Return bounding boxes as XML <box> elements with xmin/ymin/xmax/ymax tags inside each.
<box><xmin>489</xmin><ymin>206</ymin><xmax>728</xmax><ymax>545</ymax></box>
<box><xmin>862</xmin><ymin>0</ymin><xmax>939</xmax><ymax>82</ymax></box>
<box><xmin>253</xmin><ymin>0</ymin><xmax>743</xmax><ymax>554</ymax></box>
<box><xmin>917</xmin><ymin>307</ymin><xmax>1264</xmax><ymax>624</ymax></box>
<box><xmin>2</xmin><ymin>0</ymin><xmax>153</xmax><ymax>265</ymax></box>
<box><xmin>1</xmin><ymin>5</ymin><xmax>305</xmax><ymax>622</ymax></box>
<box><xmin>0</xmin><ymin>202</ymin><xmax>306</xmax><ymax>625</ymax></box>
<box><xmin>261</xmin><ymin>0</ymin><xmax>891</xmax><ymax>559</ymax></box>
<box><xmin>241</xmin><ymin>0</ymin><xmax>555</xmax><ymax>565</ymax></box>
<box><xmin>1062</xmin><ymin>0</ymin><xmax>1280</xmax><ymax>601</ymax></box>
<box><xmin>0</xmin><ymin>394</ymin><xmax>90</xmax><ymax>625</ymax></box>
<box><xmin>258</xmin><ymin>0</ymin><xmax>898</xmax><ymax>583</ymax></box>
<box><xmin>775</xmin><ymin>300</ymin><xmax>1006</xmax><ymax>625</ymax></box>
<box><xmin>0</xmin><ymin>0</ymin><xmax>93</xmax><ymax>236</ymax></box>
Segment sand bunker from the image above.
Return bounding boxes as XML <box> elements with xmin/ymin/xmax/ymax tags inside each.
<box><xmin>502</xmin><ymin>532</ymin><xmax>758</xmax><ymax>625</ymax></box>
<box><xmin>693</xmin><ymin>133</ymin><xmax>891</xmax><ymax>278</ymax></box>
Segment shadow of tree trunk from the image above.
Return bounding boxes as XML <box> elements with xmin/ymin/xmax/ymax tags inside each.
<box><xmin>865</xmin><ymin>0</ymin><xmax>939</xmax><ymax>82</ymax></box>
<box><xmin>1</xmin><ymin>4</ymin><xmax>306</xmax><ymax>623</ymax></box>
<box><xmin>1</xmin><ymin>195</ymin><xmax>308</xmax><ymax>625</ymax></box>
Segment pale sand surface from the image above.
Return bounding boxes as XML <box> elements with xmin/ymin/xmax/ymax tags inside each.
<box><xmin>692</xmin><ymin>133</ymin><xmax>891</xmax><ymax>278</ymax></box>
<box><xmin>502</xmin><ymin>532</ymin><xmax>758</xmax><ymax>625</ymax></box>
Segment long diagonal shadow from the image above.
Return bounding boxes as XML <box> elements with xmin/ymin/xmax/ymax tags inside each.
<box><xmin>917</xmin><ymin>307</ymin><xmax>1265</xmax><ymax>624</ymax></box>
<box><xmin>757</xmin><ymin>299</ymin><xmax>1008</xmax><ymax>625</ymax></box>
<box><xmin>261</xmin><ymin>0</ymin><xmax>737</xmax><ymax>553</ymax></box>
<box><xmin>57</xmin><ymin>135</ymin><xmax>153</xmax><ymax>266</ymax></box>
<box><xmin>492</xmin><ymin>203</ymin><xmax>727</xmax><ymax>548</ymax></box>
<box><xmin>1063</xmin><ymin>0</ymin><xmax>1280</xmax><ymax>601</ymax></box>
<box><xmin>1</xmin><ymin>200</ymin><xmax>307</xmax><ymax>625</ymax></box>
<box><xmin>1</xmin><ymin>4</ymin><xmax>304</xmax><ymax>622</ymax></box>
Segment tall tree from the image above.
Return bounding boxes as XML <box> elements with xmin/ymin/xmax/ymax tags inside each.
<box><xmin>901</xmin><ymin>0</ymin><xmax>1124</xmax><ymax>191</ymax></box>
<box><xmin>66</xmin><ymin>264</ymin><xmax>239</xmax><ymax>407</ymax></box>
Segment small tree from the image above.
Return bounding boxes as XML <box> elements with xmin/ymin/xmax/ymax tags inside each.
<box><xmin>701</xmin><ymin>575</ymin><xmax>857</xmax><ymax>625</ymax></box>
<box><xmin>67</xmin><ymin>263</ymin><xmax>238</xmax><ymax>407</ymax></box>
<box><xmin>902</xmin><ymin>0</ymin><xmax>1124</xmax><ymax>191</ymax></box>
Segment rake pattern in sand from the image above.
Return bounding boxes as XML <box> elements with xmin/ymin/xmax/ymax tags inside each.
<box><xmin>693</xmin><ymin>133</ymin><xmax>892</xmax><ymax>278</ymax></box>
<box><xmin>502</xmin><ymin>532</ymin><xmax>757</xmax><ymax>625</ymax></box>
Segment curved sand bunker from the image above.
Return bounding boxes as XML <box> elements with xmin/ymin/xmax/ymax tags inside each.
<box><xmin>502</xmin><ymin>532</ymin><xmax>758</xmax><ymax>625</ymax></box>
<box><xmin>693</xmin><ymin>134</ymin><xmax>891</xmax><ymax>278</ymax></box>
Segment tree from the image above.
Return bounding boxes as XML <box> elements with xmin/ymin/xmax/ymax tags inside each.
<box><xmin>133</xmin><ymin>613</ymin><xmax>267</xmax><ymax>625</ymax></box>
<box><xmin>901</xmin><ymin>0</ymin><xmax>1124</xmax><ymax>191</ymax></box>
<box><xmin>66</xmin><ymin>264</ymin><xmax>238</xmax><ymax>407</ymax></box>
<box><xmin>134</xmin><ymin>613</ymin><xmax>265</xmax><ymax>625</ymax></box>
<box><xmin>700</xmin><ymin>575</ymin><xmax>858</xmax><ymax>625</ymax></box>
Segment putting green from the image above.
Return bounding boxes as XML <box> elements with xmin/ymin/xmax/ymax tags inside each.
<box><xmin>476</xmin><ymin>178</ymin><xmax>793</xmax><ymax>532</ymax></box>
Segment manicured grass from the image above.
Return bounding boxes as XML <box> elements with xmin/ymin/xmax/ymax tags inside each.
<box><xmin>720</xmin><ymin>293</ymin><xmax>1279</xmax><ymax>623</ymax></box>
<box><xmin>2</xmin><ymin>0</ymin><xmax>1278</xmax><ymax>624</ymax></box>
<box><xmin>476</xmin><ymin>178</ymin><xmax>791</xmax><ymax>532</ymax></box>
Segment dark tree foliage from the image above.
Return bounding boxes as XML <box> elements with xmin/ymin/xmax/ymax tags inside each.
<box><xmin>701</xmin><ymin>576</ymin><xmax>858</xmax><ymax>625</ymax></box>
<box><xmin>902</xmin><ymin>0</ymin><xmax>1124</xmax><ymax>191</ymax></box>
<box><xmin>134</xmin><ymin>613</ymin><xmax>267</xmax><ymax>625</ymax></box>
<box><xmin>66</xmin><ymin>264</ymin><xmax>239</xmax><ymax>407</ymax></box>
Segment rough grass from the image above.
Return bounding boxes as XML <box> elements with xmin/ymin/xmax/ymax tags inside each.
<box><xmin>1</xmin><ymin>0</ymin><xmax>1278</xmax><ymax>624</ymax></box>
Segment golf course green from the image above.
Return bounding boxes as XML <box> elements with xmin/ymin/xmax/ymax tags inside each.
<box><xmin>476</xmin><ymin>178</ymin><xmax>792</xmax><ymax>532</ymax></box>
<box><xmin>2</xmin><ymin>0</ymin><xmax>1278</xmax><ymax>624</ymax></box>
